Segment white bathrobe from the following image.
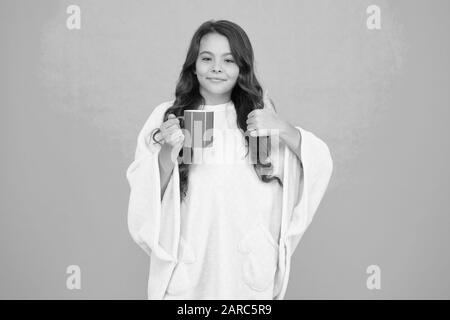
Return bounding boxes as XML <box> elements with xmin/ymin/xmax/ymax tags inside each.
<box><xmin>126</xmin><ymin>99</ymin><xmax>333</xmax><ymax>300</ymax></box>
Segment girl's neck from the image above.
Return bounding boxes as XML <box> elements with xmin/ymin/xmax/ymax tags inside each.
<box><xmin>200</xmin><ymin>93</ymin><xmax>232</xmax><ymax>106</ymax></box>
<box><xmin>204</xmin><ymin>99</ymin><xmax>232</xmax><ymax>106</ymax></box>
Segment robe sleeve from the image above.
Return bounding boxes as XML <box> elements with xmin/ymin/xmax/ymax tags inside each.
<box><xmin>286</xmin><ymin>126</ymin><xmax>333</xmax><ymax>253</ymax></box>
<box><xmin>126</xmin><ymin>101</ymin><xmax>181</xmax><ymax>263</ymax></box>
<box><xmin>273</xmin><ymin>125</ymin><xmax>334</xmax><ymax>299</ymax></box>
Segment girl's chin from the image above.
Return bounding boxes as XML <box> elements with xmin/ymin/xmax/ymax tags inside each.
<box><xmin>203</xmin><ymin>88</ymin><xmax>231</xmax><ymax>95</ymax></box>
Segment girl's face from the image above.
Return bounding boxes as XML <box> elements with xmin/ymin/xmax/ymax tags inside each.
<box><xmin>195</xmin><ymin>33</ymin><xmax>239</xmax><ymax>105</ymax></box>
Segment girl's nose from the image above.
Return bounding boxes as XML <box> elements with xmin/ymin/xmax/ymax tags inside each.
<box><xmin>211</xmin><ymin>63</ymin><xmax>223</xmax><ymax>73</ymax></box>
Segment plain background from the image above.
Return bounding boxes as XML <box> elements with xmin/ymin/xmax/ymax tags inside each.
<box><xmin>1</xmin><ymin>0</ymin><xmax>449</xmax><ymax>299</ymax></box>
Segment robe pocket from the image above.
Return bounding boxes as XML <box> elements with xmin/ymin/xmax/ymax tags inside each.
<box><xmin>166</xmin><ymin>236</ymin><xmax>196</xmax><ymax>295</ymax></box>
<box><xmin>238</xmin><ymin>222</ymin><xmax>279</xmax><ymax>292</ymax></box>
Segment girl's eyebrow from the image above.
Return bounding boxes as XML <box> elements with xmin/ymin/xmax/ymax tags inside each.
<box><xmin>199</xmin><ymin>50</ymin><xmax>233</xmax><ymax>56</ymax></box>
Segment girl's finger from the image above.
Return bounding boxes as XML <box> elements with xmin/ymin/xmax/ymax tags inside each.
<box><xmin>162</xmin><ymin>122</ymin><xmax>181</xmax><ymax>132</ymax></box>
<box><xmin>162</xmin><ymin>118</ymin><xmax>180</xmax><ymax>129</ymax></box>
<box><xmin>168</xmin><ymin>130</ymin><xmax>183</xmax><ymax>142</ymax></box>
<box><xmin>162</xmin><ymin>120</ymin><xmax>182</xmax><ymax>132</ymax></box>
<box><xmin>164</xmin><ymin>126</ymin><xmax>183</xmax><ymax>137</ymax></box>
<box><xmin>247</xmin><ymin>110</ymin><xmax>259</xmax><ymax>118</ymax></box>
<box><xmin>246</xmin><ymin>118</ymin><xmax>255</xmax><ymax>125</ymax></box>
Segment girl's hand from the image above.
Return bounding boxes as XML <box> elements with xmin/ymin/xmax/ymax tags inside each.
<box><xmin>246</xmin><ymin>98</ymin><xmax>287</xmax><ymax>137</ymax></box>
<box><xmin>158</xmin><ymin>114</ymin><xmax>185</xmax><ymax>151</ymax></box>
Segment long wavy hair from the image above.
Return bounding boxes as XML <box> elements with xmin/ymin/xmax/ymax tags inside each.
<box><xmin>151</xmin><ymin>19</ymin><xmax>283</xmax><ymax>202</ymax></box>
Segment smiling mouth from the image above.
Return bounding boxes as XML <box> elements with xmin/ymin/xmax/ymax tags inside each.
<box><xmin>207</xmin><ymin>78</ymin><xmax>226</xmax><ymax>82</ymax></box>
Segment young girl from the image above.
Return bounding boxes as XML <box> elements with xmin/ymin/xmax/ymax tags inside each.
<box><xmin>126</xmin><ymin>20</ymin><xmax>333</xmax><ymax>300</ymax></box>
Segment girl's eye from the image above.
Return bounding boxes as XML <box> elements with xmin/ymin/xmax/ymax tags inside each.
<box><xmin>201</xmin><ymin>57</ymin><xmax>234</xmax><ymax>63</ymax></box>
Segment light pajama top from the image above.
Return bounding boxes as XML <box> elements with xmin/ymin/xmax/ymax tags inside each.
<box><xmin>163</xmin><ymin>100</ymin><xmax>284</xmax><ymax>299</ymax></box>
<box><xmin>126</xmin><ymin>97</ymin><xmax>334</xmax><ymax>300</ymax></box>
